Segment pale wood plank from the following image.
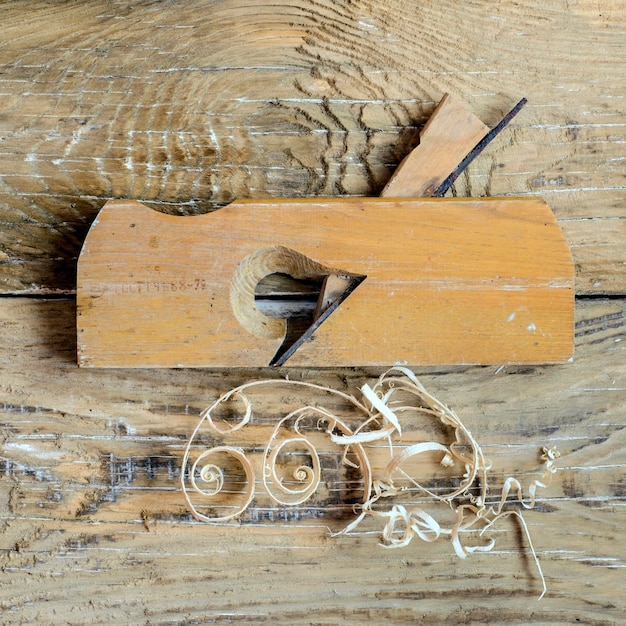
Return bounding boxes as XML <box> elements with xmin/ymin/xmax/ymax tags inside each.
<box><xmin>0</xmin><ymin>298</ymin><xmax>624</xmax><ymax>623</ymax></box>
<box><xmin>0</xmin><ymin>1</ymin><xmax>625</xmax><ymax>294</ymax></box>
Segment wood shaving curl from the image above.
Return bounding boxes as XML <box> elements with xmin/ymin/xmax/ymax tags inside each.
<box><xmin>182</xmin><ymin>367</ymin><xmax>559</xmax><ymax>599</ymax></box>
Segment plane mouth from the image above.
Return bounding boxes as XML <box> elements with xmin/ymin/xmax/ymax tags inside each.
<box><xmin>230</xmin><ymin>245</ymin><xmax>366</xmax><ymax>366</ymax></box>
<box><xmin>265</xmin><ymin>272</ymin><xmax>366</xmax><ymax>366</ymax></box>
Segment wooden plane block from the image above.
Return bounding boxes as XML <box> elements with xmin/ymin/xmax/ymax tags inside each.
<box><xmin>77</xmin><ymin>197</ymin><xmax>574</xmax><ymax>368</ymax></box>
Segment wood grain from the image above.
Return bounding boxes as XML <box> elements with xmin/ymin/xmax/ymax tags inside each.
<box><xmin>0</xmin><ymin>1</ymin><xmax>625</xmax><ymax>624</ymax></box>
<box><xmin>0</xmin><ymin>297</ymin><xmax>624</xmax><ymax>623</ymax></box>
<box><xmin>0</xmin><ymin>1</ymin><xmax>625</xmax><ymax>294</ymax></box>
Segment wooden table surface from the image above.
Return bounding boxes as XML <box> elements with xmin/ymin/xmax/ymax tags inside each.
<box><xmin>1</xmin><ymin>2</ymin><xmax>624</xmax><ymax>624</ymax></box>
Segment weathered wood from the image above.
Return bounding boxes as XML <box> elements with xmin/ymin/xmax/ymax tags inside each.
<box><xmin>77</xmin><ymin>197</ymin><xmax>574</xmax><ymax>367</ymax></box>
<box><xmin>0</xmin><ymin>297</ymin><xmax>624</xmax><ymax>623</ymax></box>
<box><xmin>0</xmin><ymin>1</ymin><xmax>625</xmax><ymax>624</ymax></box>
<box><xmin>0</xmin><ymin>1</ymin><xmax>625</xmax><ymax>294</ymax></box>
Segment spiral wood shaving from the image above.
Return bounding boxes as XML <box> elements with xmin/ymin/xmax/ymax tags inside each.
<box><xmin>182</xmin><ymin>367</ymin><xmax>559</xmax><ymax>599</ymax></box>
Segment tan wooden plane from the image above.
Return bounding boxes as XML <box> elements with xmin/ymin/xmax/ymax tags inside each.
<box><xmin>77</xmin><ymin>95</ymin><xmax>574</xmax><ymax>367</ymax></box>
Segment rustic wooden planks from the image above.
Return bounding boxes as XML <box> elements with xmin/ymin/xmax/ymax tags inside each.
<box><xmin>0</xmin><ymin>1</ymin><xmax>625</xmax><ymax>295</ymax></box>
<box><xmin>1</xmin><ymin>297</ymin><xmax>625</xmax><ymax>623</ymax></box>
<box><xmin>0</xmin><ymin>1</ymin><xmax>625</xmax><ymax>624</ymax></box>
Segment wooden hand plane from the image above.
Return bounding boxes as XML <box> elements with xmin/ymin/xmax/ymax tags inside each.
<box><xmin>77</xmin><ymin>95</ymin><xmax>574</xmax><ymax>368</ymax></box>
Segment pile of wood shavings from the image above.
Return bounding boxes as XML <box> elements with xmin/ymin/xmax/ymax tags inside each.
<box><xmin>182</xmin><ymin>367</ymin><xmax>559</xmax><ymax>599</ymax></box>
